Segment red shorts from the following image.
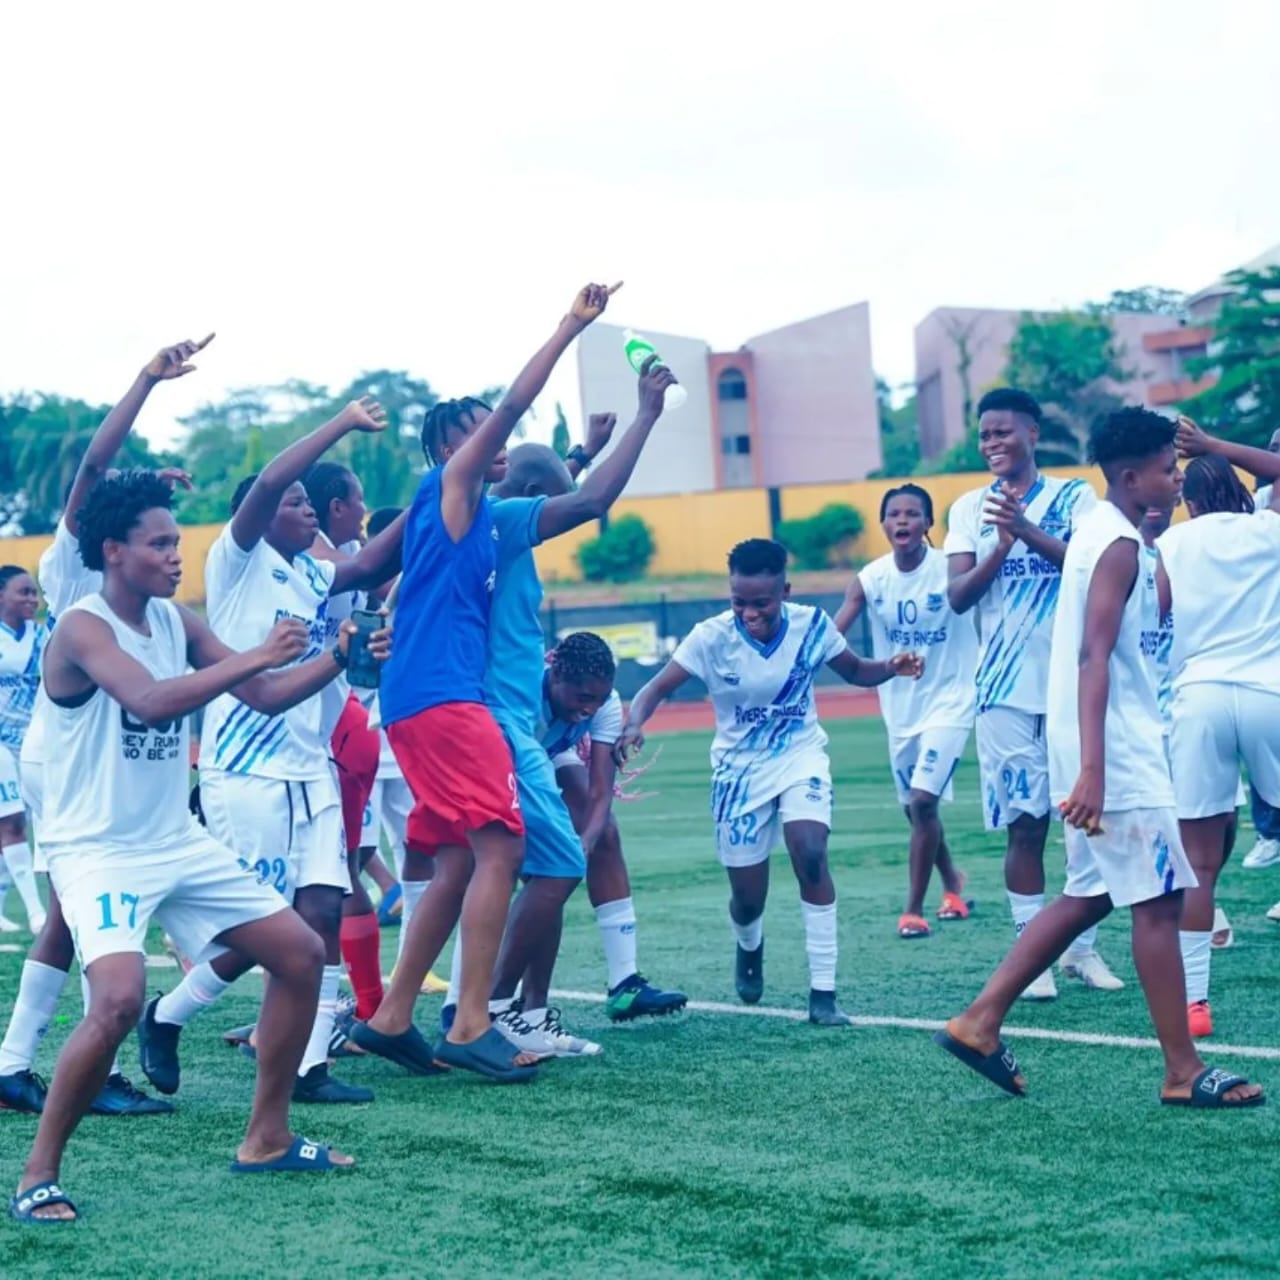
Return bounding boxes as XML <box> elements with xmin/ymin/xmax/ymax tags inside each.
<box><xmin>331</xmin><ymin>694</ymin><xmax>380</xmax><ymax>854</ymax></box>
<box><xmin>387</xmin><ymin>702</ymin><xmax>524</xmax><ymax>853</ymax></box>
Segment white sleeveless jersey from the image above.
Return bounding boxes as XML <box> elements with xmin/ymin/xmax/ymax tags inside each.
<box><xmin>0</xmin><ymin>621</ymin><xmax>48</xmax><ymax>751</ymax></box>
<box><xmin>1142</xmin><ymin>546</ymin><xmax>1174</xmax><ymax>727</ymax></box>
<box><xmin>199</xmin><ymin>525</ymin><xmax>336</xmax><ymax>781</ymax></box>
<box><xmin>673</xmin><ymin>603</ymin><xmax>847</xmax><ymax>821</ymax></box>
<box><xmin>858</xmin><ymin>548</ymin><xmax>977</xmax><ymax>738</ymax></box>
<box><xmin>1157</xmin><ymin>511</ymin><xmax>1280</xmax><ymax>696</ymax></box>
<box><xmin>1255</xmin><ymin>484</ymin><xmax>1273</xmax><ymax>514</ymax></box>
<box><xmin>316</xmin><ymin>534</ymin><xmax>362</xmax><ymax>742</ymax></box>
<box><xmin>39</xmin><ymin>594</ymin><xmax>193</xmax><ymax>850</ymax></box>
<box><xmin>944</xmin><ymin>475</ymin><xmax>1096</xmax><ymax>715</ymax></box>
<box><xmin>1046</xmin><ymin>502</ymin><xmax>1171</xmax><ymax>810</ymax></box>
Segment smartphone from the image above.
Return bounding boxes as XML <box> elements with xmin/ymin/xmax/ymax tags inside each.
<box><xmin>346</xmin><ymin>609</ymin><xmax>383</xmax><ymax>690</ymax></box>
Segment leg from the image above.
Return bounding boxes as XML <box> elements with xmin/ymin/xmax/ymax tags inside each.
<box><xmin>365</xmin><ymin>851</ymin><xmax>398</xmax><ymax>897</ymax></box>
<box><xmin>496</xmin><ymin>876</ymin><xmax>579</xmax><ymax>1011</ymax></box>
<box><xmin>726</xmin><ymin>859</ymin><xmax>769</xmax><ymax>1004</ymax></box>
<box><xmin>904</xmin><ymin>792</ymin><xmax>943</xmax><ymax>917</ymax></box>
<box><xmin>934</xmin><ymin>833</ymin><xmax>964</xmax><ymax>895</ymax></box>
<box><xmin>783</xmin><ymin>820</ymin><xmax>849</xmax><ymax>1025</ymax></box>
<box><xmin>339</xmin><ymin>845</ymin><xmax>384</xmax><ymax>1021</ymax></box>
<box><xmin>0</xmin><ymin>813</ymin><xmax>46</xmax><ymax>932</ymax></box>
<box><xmin>1178</xmin><ymin>813</ymin><xmax>1230</xmax><ymax>1027</ymax></box>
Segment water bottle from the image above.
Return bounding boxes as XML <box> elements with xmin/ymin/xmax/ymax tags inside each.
<box><xmin>622</xmin><ymin>329</ymin><xmax>687</xmax><ymax>410</ymax></box>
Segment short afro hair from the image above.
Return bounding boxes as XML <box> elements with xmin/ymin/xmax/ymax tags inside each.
<box><xmin>77</xmin><ymin>468</ymin><xmax>175</xmax><ymax>572</ymax></box>
<box><xmin>550</xmin><ymin>632</ymin><xmax>616</xmax><ymax>684</ymax></box>
<box><xmin>976</xmin><ymin>388</ymin><xmax>1042</xmax><ymax>424</ymax></box>
<box><xmin>367</xmin><ymin>506</ymin><xmax>402</xmax><ymax>539</ymax></box>
<box><xmin>1087</xmin><ymin>407</ymin><xmax>1176</xmax><ymax>477</ymax></box>
<box><xmin>728</xmin><ymin>538</ymin><xmax>787</xmax><ymax>578</ymax></box>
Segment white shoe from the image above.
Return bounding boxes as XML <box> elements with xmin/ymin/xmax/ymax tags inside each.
<box><xmin>1018</xmin><ymin>969</ymin><xmax>1058</xmax><ymax>1001</ymax></box>
<box><xmin>1211</xmin><ymin>907</ymin><xmax>1234</xmax><ymax>950</ymax></box>
<box><xmin>492</xmin><ymin>1006</ymin><xmax>557</xmax><ymax>1061</ymax></box>
<box><xmin>0</xmin><ymin>914</ymin><xmax>19</xmax><ymax>934</ymax></box>
<box><xmin>1267</xmin><ymin>900</ymin><xmax>1280</xmax><ymax>923</ymax></box>
<box><xmin>530</xmin><ymin>1007</ymin><xmax>603</xmax><ymax>1058</ymax></box>
<box><xmin>1242</xmin><ymin>837</ymin><xmax>1280</xmax><ymax>869</ymax></box>
<box><xmin>1060</xmin><ymin>950</ymin><xmax>1125</xmax><ymax>991</ymax></box>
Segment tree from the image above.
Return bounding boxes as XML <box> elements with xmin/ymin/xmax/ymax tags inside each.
<box><xmin>867</xmin><ymin>378</ymin><xmax>920</xmax><ymax>478</ymax></box>
<box><xmin>1097</xmin><ymin>286</ymin><xmax>1187</xmax><ymax>317</ymax></box>
<box><xmin>576</xmin><ymin>514</ymin><xmax>655</xmax><ymax>582</ymax></box>
<box><xmin>775</xmin><ymin>503</ymin><xmax>865</xmax><ymax>570</ymax></box>
<box><xmin>1185</xmin><ymin>266</ymin><xmax>1280</xmax><ymax>449</ymax></box>
<box><xmin>551</xmin><ymin>402</ymin><xmax>571</xmax><ymax>460</ymax></box>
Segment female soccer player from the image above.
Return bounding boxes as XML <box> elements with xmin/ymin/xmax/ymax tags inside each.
<box><xmin>1155</xmin><ymin>418</ymin><xmax>1280</xmax><ymax>1036</ymax></box>
<box><xmin>617</xmin><ymin>538</ymin><xmax>922</xmax><ymax>1025</ymax></box>
<box><xmin>834</xmin><ymin>484</ymin><xmax>978</xmax><ymax>938</ymax></box>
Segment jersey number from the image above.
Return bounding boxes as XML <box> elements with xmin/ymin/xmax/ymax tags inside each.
<box><xmin>97</xmin><ymin>892</ymin><xmax>141</xmax><ymax>932</ymax></box>
<box><xmin>896</xmin><ymin>600</ymin><xmax>918</xmax><ymax>625</ymax></box>
<box><xmin>726</xmin><ymin>814</ymin><xmax>759</xmax><ymax>847</ymax></box>
<box><xmin>249</xmin><ymin>857</ymin><xmax>288</xmax><ymax>894</ymax></box>
<box><xmin>1002</xmin><ymin>767</ymin><xmax>1031</xmax><ymax>801</ymax></box>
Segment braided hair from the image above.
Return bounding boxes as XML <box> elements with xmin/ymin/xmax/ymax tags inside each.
<box><xmin>420</xmin><ymin>397</ymin><xmax>492</xmax><ymax>466</ymax></box>
<box><xmin>878</xmin><ymin>482</ymin><xmax>934</xmax><ymax>523</ymax></box>
<box><xmin>77</xmin><ymin>469</ymin><xmax>174</xmax><ymax>571</ymax></box>
<box><xmin>550</xmin><ymin>632</ymin><xmax>616</xmax><ymax>684</ymax></box>
<box><xmin>303</xmin><ymin>462</ymin><xmax>356</xmax><ymax>536</ymax></box>
<box><xmin>1184</xmin><ymin>454</ymin><xmax>1254</xmax><ymax>516</ymax></box>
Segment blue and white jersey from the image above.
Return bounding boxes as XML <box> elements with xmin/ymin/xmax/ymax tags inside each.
<box><xmin>673</xmin><ymin>603</ymin><xmax>847</xmax><ymax>822</ymax></box>
<box><xmin>859</xmin><ymin>546</ymin><xmax>977</xmax><ymax>738</ymax></box>
<box><xmin>944</xmin><ymin>474</ymin><xmax>1096</xmax><ymax>715</ymax></box>
<box><xmin>538</xmin><ymin>681</ymin><xmax>623</xmax><ymax>760</ymax></box>
<box><xmin>0</xmin><ymin>619</ymin><xmax>48</xmax><ymax>750</ymax></box>
<box><xmin>1142</xmin><ymin>545</ymin><xmax>1174</xmax><ymax>727</ymax></box>
<box><xmin>199</xmin><ymin>525</ymin><xmax>337</xmax><ymax>782</ymax></box>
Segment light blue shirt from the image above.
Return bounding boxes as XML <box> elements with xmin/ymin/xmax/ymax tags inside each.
<box><xmin>483</xmin><ymin>497</ymin><xmax>548</xmax><ymax>734</ymax></box>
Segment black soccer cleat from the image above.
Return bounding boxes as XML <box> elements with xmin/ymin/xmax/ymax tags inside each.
<box><xmin>735</xmin><ymin>942</ymin><xmax>764</xmax><ymax>1005</ymax></box>
<box><xmin>807</xmin><ymin>989</ymin><xmax>853</xmax><ymax>1027</ymax></box>
<box><xmin>292</xmin><ymin>1063</ymin><xmax>374</xmax><ymax>1105</ymax></box>
<box><xmin>0</xmin><ymin>1069</ymin><xmax>48</xmax><ymax>1114</ymax></box>
<box><xmin>138</xmin><ymin>995</ymin><xmax>183</xmax><ymax>1095</ymax></box>
<box><xmin>90</xmin><ymin>1073</ymin><xmax>175</xmax><ymax>1115</ymax></box>
<box><xmin>605</xmin><ymin>973</ymin><xmax>689</xmax><ymax>1023</ymax></box>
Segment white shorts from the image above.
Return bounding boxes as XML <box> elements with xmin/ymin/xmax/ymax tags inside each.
<box><xmin>17</xmin><ymin>757</ymin><xmax>46</xmax><ymax>872</ymax></box>
<box><xmin>1170</xmin><ymin>683</ymin><xmax>1280</xmax><ymax>820</ymax></box>
<box><xmin>0</xmin><ymin>744</ymin><xmax>23</xmax><ymax>820</ymax></box>
<box><xmin>1161</xmin><ymin>733</ymin><xmax>1246</xmax><ymax>810</ymax></box>
<box><xmin>888</xmin><ymin>726</ymin><xmax>969</xmax><ymax>805</ymax></box>
<box><xmin>976</xmin><ymin>707</ymin><xmax>1050</xmax><ymax>830</ymax></box>
<box><xmin>200</xmin><ymin>770</ymin><xmax>348</xmax><ymax>898</ymax></box>
<box><xmin>715</xmin><ymin>776</ymin><xmax>833</xmax><ymax>869</ymax></box>
<box><xmin>1062</xmin><ymin>807</ymin><xmax>1197</xmax><ymax>908</ymax></box>
<box><xmin>46</xmin><ymin>825</ymin><xmax>286</xmax><ymax>970</ymax></box>
<box><xmin>360</xmin><ymin>775</ymin><xmax>414</xmax><ymax>866</ymax></box>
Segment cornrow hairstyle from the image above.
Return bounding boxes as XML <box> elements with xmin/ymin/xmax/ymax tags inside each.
<box><xmin>230</xmin><ymin>473</ymin><xmax>259</xmax><ymax>516</ymax></box>
<box><xmin>77</xmin><ymin>468</ymin><xmax>174</xmax><ymax>572</ymax></box>
<box><xmin>551</xmin><ymin>631</ymin><xmax>616</xmax><ymax>684</ymax></box>
<box><xmin>0</xmin><ymin>565</ymin><xmax>29</xmax><ymax>592</ymax></box>
<box><xmin>977</xmin><ymin>387</ymin><xmax>1043</xmax><ymax>424</ymax></box>
<box><xmin>879</xmin><ymin>482</ymin><xmax>934</xmax><ymax>523</ymax></box>
<box><xmin>727</xmin><ymin>537</ymin><xmax>787</xmax><ymax>577</ymax></box>
<box><xmin>367</xmin><ymin>506</ymin><xmax>402</xmax><ymax>539</ymax></box>
<box><xmin>1087</xmin><ymin>406</ymin><xmax>1176</xmax><ymax>479</ymax></box>
<box><xmin>420</xmin><ymin>397</ymin><xmax>492</xmax><ymax>466</ymax></box>
<box><xmin>303</xmin><ymin>462</ymin><xmax>356</xmax><ymax>536</ymax></box>
<box><xmin>1183</xmin><ymin>454</ymin><xmax>1254</xmax><ymax>516</ymax></box>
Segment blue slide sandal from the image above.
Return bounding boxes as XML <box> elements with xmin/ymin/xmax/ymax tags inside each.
<box><xmin>229</xmin><ymin>1134</ymin><xmax>352</xmax><ymax>1174</ymax></box>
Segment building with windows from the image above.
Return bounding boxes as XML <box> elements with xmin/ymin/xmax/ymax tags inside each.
<box><xmin>575</xmin><ymin>304</ymin><xmax>880</xmax><ymax>497</ymax></box>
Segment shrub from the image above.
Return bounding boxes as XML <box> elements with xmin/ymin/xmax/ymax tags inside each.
<box><xmin>575</xmin><ymin>514</ymin><xmax>656</xmax><ymax>583</ymax></box>
<box><xmin>775</xmin><ymin>502</ymin><xmax>865</xmax><ymax>570</ymax></box>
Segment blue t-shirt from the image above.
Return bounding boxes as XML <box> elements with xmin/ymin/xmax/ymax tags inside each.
<box><xmin>483</xmin><ymin>497</ymin><xmax>548</xmax><ymax>734</ymax></box>
<box><xmin>380</xmin><ymin>468</ymin><xmax>497</xmax><ymax>726</ymax></box>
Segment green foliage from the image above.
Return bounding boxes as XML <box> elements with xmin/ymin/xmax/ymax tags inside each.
<box><xmin>1096</xmin><ymin>286</ymin><xmax>1187</xmax><ymax>316</ymax></box>
<box><xmin>915</xmin><ymin>429</ymin><xmax>985</xmax><ymax>476</ymax></box>
<box><xmin>1185</xmin><ymin>266</ymin><xmax>1280</xmax><ymax>449</ymax></box>
<box><xmin>868</xmin><ymin>378</ymin><xmax>920</xmax><ymax>478</ymax></box>
<box><xmin>551</xmin><ymin>402</ymin><xmax>571</xmax><ymax>460</ymax></box>
<box><xmin>576</xmin><ymin>513</ymin><xmax>655</xmax><ymax>582</ymax></box>
<box><xmin>775</xmin><ymin>502</ymin><xmax>865</xmax><ymax>569</ymax></box>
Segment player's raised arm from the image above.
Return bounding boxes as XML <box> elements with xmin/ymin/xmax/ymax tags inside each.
<box><xmin>439</xmin><ymin>282</ymin><xmax>620</xmax><ymax>543</ymax></box>
<box><xmin>613</xmin><ymin>660</ymin><xmax>693</xmax><ymax>764</ymax></box>
<box><xmin>1175</xmin><ymin>416</ymin><xmax>1280</xmax><ymax>483</ymax></box>
<box><xmin>64</xmin><ymin>335</ymin><xmax>213</xmax><ymax>536</ymax></box>
<box><xmin>330</xmin><ymin>510</ymin><xmax>409</xmax><ymax>595</ymax></box>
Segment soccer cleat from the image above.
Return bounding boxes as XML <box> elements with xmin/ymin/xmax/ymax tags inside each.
<box><xmin>735</xmin><ymin>942</ymin><xmax>764</xmax><ymax>1005</ymax></box>
<box><xmin>89</xmin><ymin>1073</ymin><xmax>174</xmax><ymax>1116</ymax></box>
<box><xmin>138</xmin><ymin>996</ymin><xmax>183</xmax><ymax>1095</ymax></box>
<box><xmin>0</xmin><ymin>1069</ymin><xmax>48</xmax><ymax>1114</ymax></box>
<box><xmin>605</xmin><ymin>973</ymin><xmax>688</xmax><ymax>1022</ymax></box>
<box><xmin>808</xmin><ymin>989</ymin><xmax>853</xmax><ymax>1027</ymax></box>
<box><xmin>1018</xmin><ymin>969</ymin><xmax>1058</xmax><ymax>1001</ymax></box>
<box><xmin>292</xmin><ymin>1064</ymin><xmax>374</xmax><ymax>1105</ymax></box>
<box><xmin>492</xmin><ymin>1006</ymin><xmax>557</xmax><ymax>1061</ymax></box>
<box><xmin>529</xmin><ymin>1007</ymin><xmax>603</xmax><ymax>1058</ymax></box>
<box><xmin>1060</xmin><ymin>951</ymin><xmax>1125</xmax><ymax>991</ymax></box>
<box><xmin>1188</xmin><ymin>1000</ymin><xmax>1214</xmax><ymax>1038</ymax></box>
<box><xmin>1242</xmin><ymin>837</ymin><xmax>1280</xmax><ymax>870</ymax></box>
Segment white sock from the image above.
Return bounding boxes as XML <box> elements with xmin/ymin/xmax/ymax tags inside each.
<box><xmin>801</xmin><ymin>900</ymin><xmax>838</xmax><ymax>992</ymax></box>
<box><xmin>0</xmin><ymin>960</ymin><xmax>69</xmax><ymax>1074</ymax></box>
<box><xmin>730</xmin><ymin>912</ymin><xmax>763</xmax><ymax>953</ymax></box>
<box><xmin>155</xmin><ymin>962</ymin><xmax>232</xmax><ymax>1027</ymax></box>
<box><xmin>1180</xmin><ymin>929</ymin><xmax>1212</xmax><ymax>1004</ymax></box>
<box><xmin>300</xmin><ymin>964</ymin><xmax>341</xmax><ymax>1076</ymax></box>
<box><xmin>595</xmin><ymin>897</ymin><xmax>638</xmax><ymax>991</ymax></box>
<box><xmin>2</xmin><ymin>843</ymin><xmax>45</xmax><ymax>929</ymax></box>
<box><xmin>445</xmin><ymin>931</ymin><xmax>463</xmax><ymax>1008</ymax></box>
<box><xmin>80</xmin><ymin>969</ymin><xmax>123</xmax><ymax>1076</ymax></box>
<box><xmin>1008</xmin><ymin>891</ymin><xmax>1044</xmax><ymax>939</ymax></box>
<box><xmin>1063</xmin><ymin>923</ymin><xmax>1100</xmax><ymax>963</ymax></box>
<box><xmin>397</xmin><ymin>879</ymin><xmax>428</xmax><ymax>965</ymax></box>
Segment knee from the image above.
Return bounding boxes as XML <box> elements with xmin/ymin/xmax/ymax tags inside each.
<box><xmin>89</xmin><ymin>984</ymin><xmax>144</xmax><ymax>1037</ymax></box>
<box><xmin>596</xmin><ymin>819</ymin><xmax>622</xmax><ymax>857</ymax></box>
<box><xmin>908</xmin><ymin>792</ymin><xmax>940</xmax><ymax>824</ymax></box>
<box><xmin>729</xmin><ymin>894</ymin><xmax>765</xmax><ymax>922</ymax></box>
<box><xmin>295</xmin><ymin>889</ymin><xmax>343</xmax><ymax>943</ymax></box>
<box><xmin>791</xmin><ymin>840</ymin><xmax>829</xmax><ymax>886</ymax></box>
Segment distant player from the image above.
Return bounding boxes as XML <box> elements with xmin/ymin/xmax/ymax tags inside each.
<box><xmin>835</xmin><ymin>484</ymin><xmax>977</xmax><ymax>938</ymax></box>
<box><xmin>617</xmin><ymin>538</ymin><xmax>923</xmax><ymax>1025</ymax></box>
<box><xmin>1155</xmin><ymin>418</ymin><xmax>1280</xmax><ymax>1033</ymax></box>
<box><xmin>944</xmin><ymin>388</ymin><xmax>1121</xmax><ymax>998</ymax></box>
<box><xmin>8</xmin><ymin>469</ymin><xmax>384</xmax><ymax>1223</ymax></box>
<box><xmin>934</xmin><ymin>407</ymin><xmax>1263</xmax><ymax>1110</ymax></box>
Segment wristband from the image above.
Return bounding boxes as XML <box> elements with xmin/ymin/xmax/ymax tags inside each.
<box><xmin>567</xmin><ymin>445</ymin><xmax>593</xmax><ymax>469</ymax></box>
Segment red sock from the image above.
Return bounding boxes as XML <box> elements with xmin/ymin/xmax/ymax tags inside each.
<box><xmin>339</xmin><ymin>912</ymin><xmax>384</xmax><ymax>1021</ymax></box>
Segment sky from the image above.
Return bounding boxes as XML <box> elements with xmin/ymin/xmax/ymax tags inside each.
<box><xmin>3</xmin><ymin>1</ymin><xmax>1277</xmax><ymax>450</ymax></box>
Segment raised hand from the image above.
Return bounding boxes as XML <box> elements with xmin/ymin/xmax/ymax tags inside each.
<box><xmin>585</xmin><ymin>412</ymin><xmax>618</xmax><ymax>458</ymax></box>
<box><xmin>338</xmin><ymin>395</ymin><xmax>389</xmax><ymax>434</ymax></box>
<box><xmin>260</xmin><ymin>618</ymin><xmax>310</xmax><ymax>667</ymax></box>
<box><xmin>569</xmin><ymin>281</ymin><xmax>623</xmax><ymax>329</ymax></box>
<box><xmin>1175</xmin><ymin>415</ymin><xmax>1214</xmax><ymax>458</ymax></box>
<box><xmin>156</xmin><ymin>467</ymin><xmax>194</xmax><ymax>491</ymax></box>
<box><xmin>143</xmin><ymin>334</ymin><xmax>215</xmax><ymax>382</ymax></box>
<box><xmin>637</xmin><ymin>354</ymin><xmax>677</xmax><ymax>418</ymax></box>
<box><xmin>889</xmin><ymin>652</ymin><xmax>925</xmax><ymax>680</ymax></box>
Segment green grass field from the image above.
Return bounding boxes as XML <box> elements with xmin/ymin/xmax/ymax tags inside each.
<box><xmin>4</xmin><ymin>719</ymin><xmax>1280</xmax><ymax>1279</ymax></box>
